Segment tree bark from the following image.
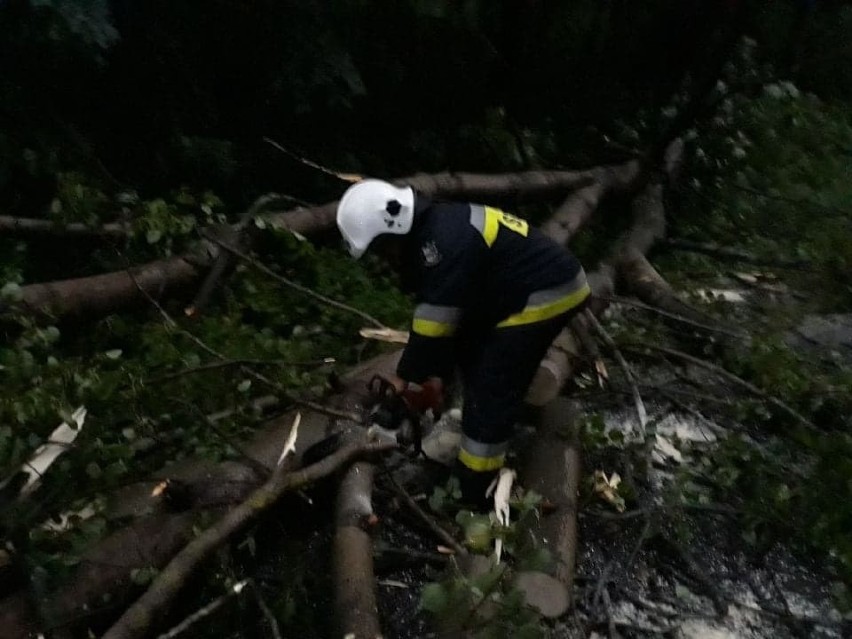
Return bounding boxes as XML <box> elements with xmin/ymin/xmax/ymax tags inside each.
<box><xmin>334</xmin><ymin>461</ymin><xmax>382</xmax><ymax>639</ymax></box>
<box><xmin>0</xmin><ymin>350</ymin><xmax>403</xmax><ymax>639</ymax></box>
<box><xmin>17</xmin><ymin>257</ymin><xmax>200</xmax><ymax>321</ymax></box>
<box><xmin>102</xmin><ymin>441</ymin><xmax>393</xmax><ymax>639</ymax></box>
<box><xmin>0</xmin><ymin>216</ymin><xmax>129</xmax><ymax>239</ymax></box>
<box><xmin>10</xmin><ymin>166</ymin><xmax>613</xmax><ymax>323</ymax></box>
<box><xmin>540</xmin><ymin>160</ymin><xmax>642</xmax><ymax>246</ymax></box>
<box><xmin>520</xmin><ymin>398</ymin><xmax>582</xmax><ymax>601</ymax></box>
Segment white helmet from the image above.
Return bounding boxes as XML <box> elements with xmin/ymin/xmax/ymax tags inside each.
<box><xmin>336</xmin><ymin>179</ymin><xmax>415</xmax><ymax>258</ymax></box>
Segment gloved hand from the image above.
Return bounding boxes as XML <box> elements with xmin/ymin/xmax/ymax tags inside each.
<box><xmin>366</xmin><ymin>375</ymin><xmax>444</xmax><ymax>431</ymax></box>
<box><xmin>400</xmin><ymin>377</ymin><xmax>445</xmax><ymax>418</ymax></box>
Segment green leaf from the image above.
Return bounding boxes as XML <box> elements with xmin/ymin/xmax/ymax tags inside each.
<box><xmin>146</xmin><ymin>229</ymin><xmax>163</xmax><ymax>244</ymax></box>
<box><xmin>237</xmin><ymin>379</ymin><xmax>252</xmax><ymax>393</ymax></box>
<box><xmin>86</xmin><ymin>462</ymin><xmax>102</xmax><ymax>479</ymax></box>
<box><xmin>105</xmin><ymin>349</ymin><xmax>123</xmax><ymax>360</ymax></box>
<box><xmin>420</xmin><ymin>582</ymin><xmax>448</xmax><ymax>614</ymax></box>
<box><xmin>0</xmin><ymin>282</ymin><xmax>22</xmax><ymax>302</ymax></box>
<box><xmin>514</xmin><ymin>622</ymin><xmax>545</xmax><ymax>639</ymax></box>
<box><xmin>130</xmin><ymin>566</ymin><xmax>157</xmax><ymax>586</ymax></box>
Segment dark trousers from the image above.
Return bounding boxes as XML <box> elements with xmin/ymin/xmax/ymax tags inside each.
<box><xmin>456</xmin><ymin>304</ymin><xmax>586</xmax><ymax>447</ymax></box>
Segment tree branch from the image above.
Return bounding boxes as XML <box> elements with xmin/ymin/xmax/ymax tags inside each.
<box><xmin>102</xmin><ymin>440</ymin><xmax>396</xmax><ymax>639</ymax></box>
<box><xmin>202</xmin><ymin>233</ymin><xmax>387</xmax><ymax>330</ymax></box>
<box><xmin>585</xmin><ymin>310</ymin><xmax>647</xmax><ymax>438</ymax></box>
<box><xmin>601</xmin><ymin>294</ymin><xmax>747</xmax><ymax>339</ymax></box>
<box><xmin>628</xmin><ymin>343</ymin><xmax>816</xmax><ymax>430</ymax></box>
<box><xmin>0</xmin><ymin>215</ymin><xmax>130</xmax><ymax>239</ymax></box>
<box><xmin>186</xmin><ymin>194</ymin><xmax>282</xmax><ymax>317</ymax></box>
<box><xmin>660</xmin><ymin>238</ymin><xmax>811</xmax><ymax>269</ymax></box>
<box><xmin>384</xmin><ymin>473</ymin><xmax>466</xmax><ymax>556</ymax></box>
<box><xmin>127</xmin><ymin>266</ymin><xmax>362</xmax><ymax>423</ymax></box>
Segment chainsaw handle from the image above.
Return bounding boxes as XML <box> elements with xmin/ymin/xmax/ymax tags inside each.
<box><xmin>367</xmin><ymin>374</ymin><xmax>399</xmax><ymax>401</ymax></box>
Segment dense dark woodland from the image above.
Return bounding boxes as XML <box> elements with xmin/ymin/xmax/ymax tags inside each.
<box><xmin>1</xmin><ymin>1</ymin><xmax>852</xmax><ymax>638</ymax></box>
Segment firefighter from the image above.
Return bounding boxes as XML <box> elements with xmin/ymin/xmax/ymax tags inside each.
<box><xmin>337</xmin><ymin>179</ymin><xmax>590</xmax><ymax>507</ymax></box>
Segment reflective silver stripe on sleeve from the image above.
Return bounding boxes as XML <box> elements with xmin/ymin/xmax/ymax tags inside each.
<box><xmin>460</xmin><ymin>435</ymin><xmax>509</xmax><ymax>458</ymax></box>
<box><xmin>414</xmin><ymin>303</ymin><xmax>462</xmax><ymax>324</ymax></box>
<box><xmin>469</xmin><ymin>204</ymin><xmax>486</xmax><ymax>235</ymax></box>
<box><xmin>525</xmin><ymin>269</ymin><xmax>589</xmax><ymax>306</ymax></box>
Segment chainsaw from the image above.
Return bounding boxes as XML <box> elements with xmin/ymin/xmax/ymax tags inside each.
<box><xmin>366</xmin><ymin>374</ymin><xmax>428</xmax><ymax>456</ymax></box>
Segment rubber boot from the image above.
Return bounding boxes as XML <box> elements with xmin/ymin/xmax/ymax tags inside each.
<box><xmin>453</xmin><ymin>460</ymin><xmax>498</xmax><ymax>512</ymax></box>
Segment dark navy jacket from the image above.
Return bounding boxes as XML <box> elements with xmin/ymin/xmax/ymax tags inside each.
<box><xmin>396</xmin><ymin>198</ymin><xmax>589</xmax><ymax>383</ymax></box>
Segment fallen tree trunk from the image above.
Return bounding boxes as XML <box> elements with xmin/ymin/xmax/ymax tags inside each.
<box><xmin>520</xmin><ymin>398</ymin><xmax>583</xmax><ymax>602</ymax></box>
<box><xmin>527</xmin><ymin>142</ymin><xmax>697</xmax><ymax>407</ymax></box>
<box><xmin>334</xmin><ymin>461</ymin><xmax>382</xmax><ymax>639</ymax></box>
<box><xmin>0</xmin><ymin>350</ymin><xmax>403</xmax><ymax>639</ymax></box>
<box><xmin>660</xmin><ymin>238</ymin><xmax>812</xmax><ymax>269</ymax></box>
<box><xmin>540</xmin><ymin>160</ymin><xmax>642</xmax><ymax>246</ymax></box>
<box><xmin>18</xmin><ymin>257</ymin><xmax>201</xmax><ymax>321</ymax></box>
<box><xmin>102</xmin><ymin>440</ymin><xmax>394</xmax><ymax>639</ymax></box>
<box><xmin>8</xmin><ymin>166</ymin><xmax>614</xmax><ymax>323</ymax></box>
<box><xmin>0</xmin><ymin>215</ymin><xmax>129</xmax><ymax>239</ymax></box>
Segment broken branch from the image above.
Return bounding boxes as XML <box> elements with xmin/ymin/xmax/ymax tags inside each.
<box><xmin>129</xmin><ymin>267</ymin><xmax>362</xmax><ymax>423</ymax></box>
<box><xmin>203</xmin><ymin>233</ymin><xmax>387</xmax><ymax>329</ymax></box>
<box><xmin>102</xmin><ymin>440</ymin><xmax>396</xmax><ymax>639</ymax></box>
<box><xmin>585</xmin><ymin>309</ymin><xmax>647</xmax><ymax>438</ymax></box>
<box><xmin>661</xmin><ymin>238</ymin><xmax>811</xmax><ymax>269</ymax></box>
<box><xmin>385</xmin><ymin>473</ymin><xmax>466</xmax><ymax>556</ymax></box>
<box><xmin>601</xmin><ymin>294</ymin><xmax>747</xmax><ymax>339</ymax></box>
<box><xmin>629</xmin><ymin>343</ymin><xmax>816</xmax><ymax>430</ymax></box>
<box><xmin>334</xmin><ymin>461</ymin><xmax>382</xmax><ymax>639</ymax></box>
<box><xmin>0</xmin><ymin>215</ymin><xmax>129</xmax><ymax>239</ymax></box>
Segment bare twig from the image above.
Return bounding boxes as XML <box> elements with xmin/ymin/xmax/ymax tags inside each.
<box><xmin>145</xmin><ymin>358</ymin><xmax>331</xmax><ymax>384</ymax></box>
<box><xmin>384</xmin><ymin>473</ymin><xmax>467</xmax><ymax>556</ymax></box>
<box><xmin>241</xmin><ymin>366</ymin><xmax>361</xmax><ymax>422</ymax></box>
<box><xmin>592</xmin><ymin>516</ymin><xmax>653</xmax><ymax>612</ymax></box>
<box><xmin>601</xmin><ymin>587</ymin><xmax>620</xmax><ymax>639</ymax></box>
<box><xmin>103</xmin><ymin>439</ymin><xmax>396</xmax><ymax>639</ymax></box>
<box><xmin>187</xmin><ymin>194</ymin><xmax>283</xmax><ymax>317</ymax></box>
<box><xmin>128</xmin><ymin>266</ymin><xmax>362</xmax><ymax>423</ymax></box>
<box><xmin>627</xmin><ymin>343</ymin><xmax>816</xmax><ymax>430</ymax></box>
<box><xmin>601</xmin><ymin>294</ymin><xmax>748</xmax><ymax>339</ymax></box>
<box><xmin>638</xmin><ymin>384</ymin><xmax>732</xmax><ymax>406</ymax></box>
<box><xmin>585</xmin><ymin>309</ymin><xmax>647</xmax><ymax>437</ymax></box>
<box><xmin>155</xmin><ymin>580</ymin><xmax>249</xmax><ymax>639</ymax></box>
<box><xmin>659</xmin><ymin>536</ymin><xmax>727</xmax><ymax>616</ymax></box>
<box><xmin>0</xmin><ymin>215</ymin><xmax>130</xmax><ymax>239</ymax></box>
<box><xmin>202</xmin><ymin>233</ymin><xmax>387</xmax><ymax>330</ymax></box>
<box><xmin>730</xmin><ymin>182</ymin><xmax>851</xmax><ymax>217</ymax></box>
<box><xmin>264</xmin><ymin>137</ymin><xmax>362</xmax><ymax>183</ymax></box>
<box><xmin>250</xmin><ymin>582</ymin><xmax>283</xmax><ymax>639</ymax></box>
<box><xmin>374</xmin><ymin>544</ymin><xmax>450</xmax><ymax>566</ymax></box>
<box><xmin>661</xmin><ymin>237</ymin><xmax>811</xmax><ymax>269</ymax></box>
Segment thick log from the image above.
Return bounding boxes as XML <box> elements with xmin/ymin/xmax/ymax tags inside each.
<box><xmin>398</xmin><ymin>169</ymin><xmax>595</xmax><ymax>201</ymax></box>
<box><xmin>11</xmin><ymin>166</ymin><xmax>611</xmax><ymax>323</ymax></box>
<box><xmin>0</xmin><ymin>215</ymin><xmax>129</xmax><ymax>239</ymax></box>
<box><xmin>18</xmin><ymin>257</ymin><xmax>200</xmax><ymax>321</ymax></box>
<box><xmin>525</xmin><ymin>168</ymin><xmax>650</xmax><ymax>407</ymax></box>
<box><xmin>527</xmin><ymin>142</ymin><xmax>687</xmax><ymax>407</ymax></box>
<box><xmin>660</xmin><ymin>238</ymin><xmax>811</xmax><ymax>269</ymax></box>
<box><xmin>519</xmin><ymin>398</ymin><xmax>582</xmax><ymax>601</ymax></box>
<box><xmin>0</xmin><ymin>350</ymin><xmax>402</xmax><ymax>639</ymax></box>
<box><xmin>102</xmin><ymin>441</ymin><xmax>393</xmax><ymax>639</ymax></box>
<box><xmin>334</xmin><ymin>461</ymin><xmax>382</xmax><ymax>639</ymax></box>
<box><xmin>540</xmin><ymin>160</ymin><xmax>642</xmax><ymax>246</ymax></box>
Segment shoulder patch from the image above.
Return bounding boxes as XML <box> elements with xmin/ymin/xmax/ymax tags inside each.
<box><xmin>421</xmin><ymin>240</ymin><xmax>442</xmax><ymax>267</ymax></box>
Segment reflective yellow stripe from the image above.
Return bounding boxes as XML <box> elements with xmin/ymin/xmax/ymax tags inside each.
<box><xmin>412</xmin><ymin>317</ymin><xmax>456</xmax><ymax>337</ymax></box>
<box><xmin>490</xmin><ymin>206</ymin><xmax>529</xmax><ymax>237</ymax></box>
<box><xmin>496</xmin><ymin>284</ymin><xmax>591</xmax><ymax>328</ymax></box>
<box><xmin>483</xmin><ymin>206</ymin><xmax>500</xmax><ymax>247</ymax></box>
<box><xmin>458</xmin><ymin>448</ymin><xmax>506</xmax><ymax>472</ymax></box>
